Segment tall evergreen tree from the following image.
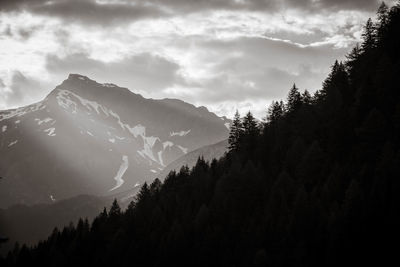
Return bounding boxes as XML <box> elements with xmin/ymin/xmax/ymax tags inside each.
<box><xmin>302</xmin><ymin>90</ymin><xmax>312</xmax><ymax>106</ymax></box>
<box><xmin>242</xmin><ymin>111</ymin><xmax>258</xmax><ymax>137</ymax></box>
<box><xmin>286</xmin><ymin>83</ymin><xmax>302</xmax><ymax>113</ymax></box>
<box><xmin>377</xmin><ymin>2</ymin><xmax>389</xmax><ymax>31</ymax></box>
<box><xmin>228</xmin><ymin>110</ymin><xmax>243</xmax><ymax>152</ymax></box>
<box><xmin>361</xmin><ymin>18</ymin><xmax>376</xmax><ymax>51</ymax></box>
<box><xmin>266</xmin><ymin>100</ymin><xmax>285</xmax><ymax>124</ymax></box>
<box><xmin>109</xmin><ymin>199</ymin><xmax>121</xmax><ymax>217</ymax></box>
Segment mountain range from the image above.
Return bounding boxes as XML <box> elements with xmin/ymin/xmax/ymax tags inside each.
<box><xmin>0</xmin><ymin>74</ymin><xmax>230</xmax><ymax>208</ymax></box>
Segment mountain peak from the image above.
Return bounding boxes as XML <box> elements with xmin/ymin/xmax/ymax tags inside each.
<box><xmin>67</xmin><ymin>74</ymin><xmax>91</xmax><ymax>81</ymax></box>
<box><xmin>64</xmin><ymin>74</ymin><xmax>123</xmax><ymax>90</ymax></box>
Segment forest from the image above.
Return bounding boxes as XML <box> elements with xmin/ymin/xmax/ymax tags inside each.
<box><xmin>2</xmin><ymin>2</ymin><xmax>400</xmax><ymax>266</ymax></box>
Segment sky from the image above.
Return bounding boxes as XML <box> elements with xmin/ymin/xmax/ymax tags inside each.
<box><xmin>0</xmin><ymin>0</ymin><xmax>394</xmax><ymax>118</ymax></box>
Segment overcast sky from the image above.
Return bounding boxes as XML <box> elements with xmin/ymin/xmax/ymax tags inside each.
<box><xmin>0</xmin><ymin>0</ymin><xmax>394</xmax><ymax>118</ymax></box>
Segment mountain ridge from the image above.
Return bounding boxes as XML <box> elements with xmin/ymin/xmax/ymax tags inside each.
<box><xmin>0</xmin><ymin>74</ymin><xmax>230</xmax><ymax>208</ymax></box>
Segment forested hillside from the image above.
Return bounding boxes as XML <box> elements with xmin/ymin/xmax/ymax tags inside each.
<box><xmin>2</xmin><ymin>2</ymin><xmax>400</xmax><ymax>266</ymax></box>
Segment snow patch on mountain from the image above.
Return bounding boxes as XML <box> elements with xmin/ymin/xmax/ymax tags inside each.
<box><xmin>103</xmin><ymin>83</ymin><xmax>116</xmax><ymax>88</ymax></box>
<box><xmin>57</xmin><ymin>89</ymin><xmax>109</xmax><ymax>116</ymax></box>
<box><xmin>15</xmin><ymin>120</ymin><xmax>20</xmax><ymax>124</ymax></box>
<box><xmin>139</xmin><ymin>141</ymin><xmax>157</xmax><ymax>162</ymax></box>
<box><xmin>163</xmin><ymin>141</ymin><xmax>173</xmax><ymax>149</ymax></box>
<box><xmin>56</xmin><ymin>90</ymin><xmax>78</xmax><ymax>113</ymax></box>
<box><xmin>178</xmin><ymin>145</ymin><xmax>188</xmax><ymax>154</ymax></box>
<box><xmin>54</xmin><ymin>89</ymin><xmax>211</xmax><ymax>167</ymax></box>
<box><xmin>109</xmin><ymin>110</ymin><xmax>125</xmax><ymax>129</ymax></box>
<box><xmin>150</xmin><ymin>169</ymin><xmax>157</xmax><ymax>173</ymax></box>
<box><xmin>158</xmin><ymin>151</ymin><xmax>164</xmax><ymax>166</ymax></box>
<box><xmin>110</xmin><ymin>155</ymin><xmax>129</xmax><ymax>191</ymax></box>
<box><xmin>225</xmin><ymin>122</ymin><xmax>230</xmax><ymax>129</ymax></box>
<box><xmin>35</xmin><ymin>117</ymin><xmax>53</xmax><ymax>125</ymax></box>
<box><xmin>126</xmin><ymin>124</ymin><xmax>145</xmax><ymax>138</ymax></box>
<box><xmin>145</xmin><ymin>136</ymin><xmax>160</xmax><ymax>147</ymax></box>
<box><xmin>0</xmin><ymin>102</ymin><xmax>45</xmax><ymax>122</ymax></box>
<box><xmin>44</xmin><ymin>128</ymin><xmax>56</xmax><ymax>136</ymax></box>
<box><xmin>8</xmin><ymin>140</ymin><xmax>18</xmax><ymax>147</ymax></box>
<box><xmin>2</xmin><ymin>125</ymin><xmax>6</xmax><ymax>132</ymax></box>
<box><xmin>170</xmin><ymin>129</ymin><xmax>191</xmax><ymax>137</ymax></box>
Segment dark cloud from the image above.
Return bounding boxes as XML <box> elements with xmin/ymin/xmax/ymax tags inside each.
<box><xmin>0</xmin><ymin>0</ymin><xmax>383</xmax><ymax>26</ymax></box>
<box><xmin>0</xmin><ymin>24</ymin><xmax>42</xmax><ymax>40</ymax></box>
<box><xmin>310</xmin><ymin>0</ymin><xmax>381</xmax><ymax>11</ymax></box>
<box><xmin>162</xmin><ymin>0</ymin><xmax>382</xmax><ymax>12</ymax></box>
<box><xmin>0</xmin><ymin>0</ymin><xmax>166</xmax><ymax>25</ymax></box>
<box><xmin>46</xmin><ymin>52</ymin><xmax>182</xmax><ymax>91</ymax></box>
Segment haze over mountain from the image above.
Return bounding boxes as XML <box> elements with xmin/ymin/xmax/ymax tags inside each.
<box><xmin>0</xmin><ymin>74</ymin><xmax>230</xmax><ymax>208</ymax></box>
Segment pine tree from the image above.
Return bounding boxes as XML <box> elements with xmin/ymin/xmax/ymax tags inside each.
<box><xmin>302</xmin><ymin>90</ymin><xmax>312</xmax><ymax>106</ymax></box>
<box><xmin>150</xmin><ymin>178</ymin><xmax>162</xmax><ymax>195</ymax></box>
<box><xmin>109</xmin><ymin>199</ymin><xmax>121</xmax><ymax>217</ymax></box>
<box><xmin>377</xmin><ymin>2</ymin><xmax>389</xmax><ymax>30</ymax></box>
<box><xmin>266</xmin><ymin>100</ymin><xmax>285</xmax><ymax>123</ymax></box>
<box><xmin>136</xmin><ymin>182</ymin><xmax>150</xmax><ymax>203</ymax></box>
<box><xmin>228</xmin><ymin>110</ymin><xmax>243</xmax><ymax>151</ymax></box>
<box><xmin>346</xmin><ymin>43</ymin><xmax>361</xmax><ymax>62</ymax></box>
<box><xmin>345</xmin><ymin>43</ymin><xmax>361</xmax><ymax>75</ymax></box>
<box><xmin>242</xmin><ymin>111</ymin><xmax>258</xmax><ymax>137</ymax></box>
<box><xmin>286</xmin><ymin>83</ymin><xmax>302</xmax><ymax>113</ymax></box>
<box><xmin>361</xmin><ymin>18</ymin><xmax>376</xmax><ymax>51</ymax></box>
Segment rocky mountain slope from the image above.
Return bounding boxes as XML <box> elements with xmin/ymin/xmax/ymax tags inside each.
<box><xmin>0</xmin><ymin>74</ymin><xmax>230</xmax><ymax>208</ymax></box>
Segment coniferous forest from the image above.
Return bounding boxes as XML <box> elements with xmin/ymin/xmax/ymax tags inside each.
<box><xmin>2</xmin><ymin>3</ymin><xmax>400</xmax><ymax>266</ymax></box>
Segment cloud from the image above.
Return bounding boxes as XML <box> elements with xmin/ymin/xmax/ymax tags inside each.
<box><xmin>308</xmin><ymin>0</ymin><xmax>383</xmax><ymax>11</ymax></box>
<box><xmin>42</xmin><ymin>34</ymin><xmax>350</xmax><ymax>119</ymax></box>
<box><xmin>46</xmin><ymin>52</ymin><xmax>182</xmax><ymax>92</ymax></box>
<box><xmin>0</xmin><ymin>23</ymin><xmax>43</xmax><ymax>41</ymax></box>
<box><xmin>0</xmin><ymin>0</ymin><xmax>166</xmax><ymax>25</ymax></box>
<box><xmin>0</xmin><ymin>0</ymin><xmax>389</xmax><ymax>118</ymax></box>
<box><xmin>0</xmin><ymin>0</ymin><xmax>385</xmax><ymax>27</ymax></box>
<box><xmin>192</xmin><ymin>36</ymin><xmax>345</xmax><ymax>90</ymax></box>
<box><xmin>0</xmin><ymin>71</ymin><xmax>48</xmax><ymax>108</ymax></box>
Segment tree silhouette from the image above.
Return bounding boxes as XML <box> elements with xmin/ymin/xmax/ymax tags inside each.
<box><xmin>286</xmin><ymin>83</ymin><xmax>302</xmax><ymax>113</ymax></box>
<box><xmin>228</xmin><ymin>110</ymin><xmax>243</xmax><ymax>152</ymax></box>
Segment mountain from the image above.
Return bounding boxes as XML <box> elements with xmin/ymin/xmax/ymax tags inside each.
<box><xmin>4</xmin><ymin>4</ymin><xmax>399</xmax><ymax>266</ymax></box>
<box><xmin>0</xmin><ymin>74</ymin><xmax>230</xmax><ymax>208</ymax></box>
<box><xmin>158</xmin><ymin>139</ymin><xmax>228</xmax><ymax>179</ymax></box>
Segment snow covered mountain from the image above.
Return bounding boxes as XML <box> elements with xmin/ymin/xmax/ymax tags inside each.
<box><xmin>0</xmin><ymin>74</ymin><xmax>230</xmax><ymax>208</ymax></box>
